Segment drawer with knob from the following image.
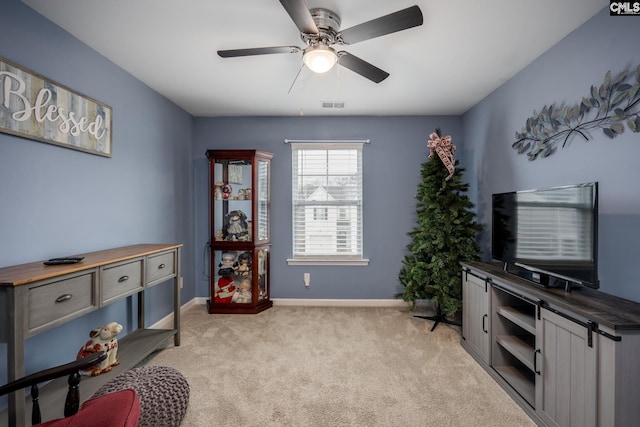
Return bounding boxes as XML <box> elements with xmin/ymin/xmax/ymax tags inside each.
<box><xmin>147</xmin><ymin>250</ymin><xmax>176</xmax><ymax>287</ymax></box>
<box><xmin>27</xmin><ymin>270</ymin><xmax>98</xmax><ymax>336</ymax></box>
<box><xmin>101</xmin><ymin>258</ymin><xmax>144</xmax><ymax>304</ymax></box>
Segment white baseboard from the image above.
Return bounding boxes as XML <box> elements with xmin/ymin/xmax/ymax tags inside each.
<box><xmin>272</xmin><ymin>298</ymin><xmax>409</xmax><ymax>307</ymax></box>
<box><xmin>149</xmin><ymin>297</ymin><xmax>201</xmax><ymax>329</ymax></box>
<box><xmin>186</xmin><ymin>297</ymin><xmax>409</xmax><ymax>308</ymax></box>
<box><xmin>152</xmin><ymin>298</ymin><xmax>412</xmax><ymax>327</ymax></box>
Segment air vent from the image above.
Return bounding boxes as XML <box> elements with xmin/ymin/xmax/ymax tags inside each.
<box><xmin>322</xmin><ymin>101</ymin><xmax>345</xmax><ymax>109</ymax></box>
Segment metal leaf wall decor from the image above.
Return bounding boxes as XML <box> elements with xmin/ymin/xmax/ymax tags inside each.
<box><xmin>512</xmin><ymin>65</ymin><xmax>640</xmax><ymax>160</ymax></box>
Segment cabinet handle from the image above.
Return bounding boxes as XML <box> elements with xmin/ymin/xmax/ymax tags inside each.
<box><xmin>482</xmin><ymin>314</ymin><xmax>488</xmax><ymax>334</ymax></box>
<box><xmin>534</xmin><ymin>348</ymin><xmax>541</xmax><ymax>375</ymax></box>
<box><xmin>118</xmin><ymin>275</ymin><xmax>129</xmax><ymax>282</ymax></box>
<box><xmin>158</xmin><ymin>263</ymin><xmax>166</xmax><ymax>269</ymax></box>
<box><xmin>55</xmin><ymin>294</ymin><xmax>73</xmax><ymax>303</ymax></box>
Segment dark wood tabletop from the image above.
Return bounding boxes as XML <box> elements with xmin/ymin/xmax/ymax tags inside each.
<box><xmin>462</xmin><ymin>261</ymin><xmax>640</xmax><ymax>330</ymax></box>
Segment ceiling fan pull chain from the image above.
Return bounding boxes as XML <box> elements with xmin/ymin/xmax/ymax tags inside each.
<box><xmin>288</xmin><ymin>63</ymin><xmax>305</xmax><ymax>94</ymax></box>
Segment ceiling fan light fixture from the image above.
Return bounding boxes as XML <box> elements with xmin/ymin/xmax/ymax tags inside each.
<box><xmin>303</xmin><ymin>45</ymin><xmax>337</xmax><ymax>73</ymax></box>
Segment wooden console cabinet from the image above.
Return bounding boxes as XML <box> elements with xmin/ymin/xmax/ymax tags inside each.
<box><xmin>461</xmin><ymin>262</ymin><xmax>640</xmax><ymax>427</ymax></box>
<box><xmin>0</xmin><ymin>243</ymin><xmax>182</xmax><ymax>427</ymax></box>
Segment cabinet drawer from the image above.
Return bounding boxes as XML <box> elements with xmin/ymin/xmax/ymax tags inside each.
<box><xmin>101</xmin><ymin>259</ymin><xmax>143</xmax><ymax>304</ymax></box>
<box><xmin>28</xmin><ymin>271</ymin><xmax>97</xmax><ymax>335</ymax></box>
<box><xmin>147</xmin><ymin>251</ymin><xmax>176</xmax><ymax>286</ymax></box>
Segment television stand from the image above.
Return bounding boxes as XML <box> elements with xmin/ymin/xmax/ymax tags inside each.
<box><xmin>462</xmin><ymin>261</ymin><xmax>640</xmax><ymax>427</ymax></box>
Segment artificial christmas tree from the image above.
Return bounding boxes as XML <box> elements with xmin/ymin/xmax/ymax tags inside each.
<box><xmin>399</xmin><ymin>129</ymin><xmax>482</xmax><ymax>331</ymax></box>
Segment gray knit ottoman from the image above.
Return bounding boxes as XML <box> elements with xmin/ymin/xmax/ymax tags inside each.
<box><xmin>92</xmin><ymin>366</ymin><xmax>189</xmax><ymax>427</ymax></box>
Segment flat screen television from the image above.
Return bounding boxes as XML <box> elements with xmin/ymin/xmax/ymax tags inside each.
<box><xmin>492</xmin><ymin>182</ymin><xmax>598</xmax><ymax>290</ymax></box>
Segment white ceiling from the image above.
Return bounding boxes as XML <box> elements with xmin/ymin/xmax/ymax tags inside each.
<box><xmin>22</xmin><ymin>0</ymin><xmax>604</xmax><ymax>117</ymax></box>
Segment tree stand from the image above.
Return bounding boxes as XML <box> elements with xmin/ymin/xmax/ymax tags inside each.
<box><xmin>413</xmin><ymin>304</ymin><xmax>461</xmax><ymax>332</ymax></box>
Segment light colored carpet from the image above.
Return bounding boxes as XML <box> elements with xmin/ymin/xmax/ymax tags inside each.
<box><xmin>147</xmin><ymin>305</ymin><xmax>535</xmax><ymax>427</ymax></box>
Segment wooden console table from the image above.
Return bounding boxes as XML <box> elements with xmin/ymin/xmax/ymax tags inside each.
<box><xmin>0</xmin><ymin>243</ymin><xmax>182</xmax><ymax>427</ymax></box>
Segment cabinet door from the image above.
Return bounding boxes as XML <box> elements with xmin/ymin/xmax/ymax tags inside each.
<box><xmin>536</xmin><ymin>308</ymin><xmax>597</xmax><ymax>427</ymax></box>
<box><xmin>462</xmin><ymin>271</ymin><xmax>490</xmax><ymax>363</ymax></box>
<box><xmin>210</xmin><ymin>157</ymin><xmax>254</xmax><ymax>243</ymax></box>
<box><xmin>256</xmin><ymin>158</ymin><xmax>270</xmax><ymax>243</ymax></box>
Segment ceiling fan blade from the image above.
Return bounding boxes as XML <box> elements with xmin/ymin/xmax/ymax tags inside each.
<box><xmin>279</xmin><ymin>0</ymin><xmax>318</xmax><ymax>34</ymax></box>
<box><xmin>218</xmin><ymin>46</ymin><xmax>301</xmax><ymax>58</ymax></box>
<box><xmin>338</xmin><ymin>5</ymin><xmax>423</xmax><ymax>45</ymax></box>
<box><xmin>337</xmin><ymin>52</ymin><xmax>389</xmax><ymax>83</ymax></box>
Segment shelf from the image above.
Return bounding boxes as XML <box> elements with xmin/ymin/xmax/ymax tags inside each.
<box><xmin>22</xmin><ymin>328</ymin><xmax>175</xmax><ymax>422</ymax></box>
<box><xmin>493</xmin><ymin>365</ymin><xmax>535</xmax><ymax>408</ymax></box>
<box><xmin>463</xmin><ymin>263</ymin><xmax>640</xmax><ymax>426</ymax></box>
<box><xmin>496</xmin><ymin>305</ymin><xmax>536</xmax><ymax>334</ymax></box>
<box><xmin>496</xmin><ymin>334</ymin><xmax>535</xmax><ymax>371</ymax></box>
<box><xmin>0</xmin><ymin>244</ymin><xmax>182</xmax><ymax>427</ymax></box>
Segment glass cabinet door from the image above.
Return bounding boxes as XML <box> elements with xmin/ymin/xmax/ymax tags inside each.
<box><xmin>256</xmin><ymin>246</ymin><xmax>269</xmax><ymax>301</ymax></box>
<box><xmin>212</xmin><ymin>158</ymin><xmax>254</xmax><ymax>243</ymax></box>
<box><xmin>212</xmin><ymin>249</ymin><xmax>254</xmax><ymax>304</ymax></box>
<box><xmin>257</xmin><ymin>159</ymin><xmax>270</xmax><ymax>243</ymax></box>
<box><xmin>209</xmin><ymin>246</ymin><xmax>270</xmax><ymax>312</ymax></box>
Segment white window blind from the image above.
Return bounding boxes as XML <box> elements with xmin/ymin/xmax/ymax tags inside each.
<box><xmin>516</xmin><ymin>187</ymin><xmax>593</xmax><ymax>260</ymax></box>
<box><xmin>288</xmin><ymin>141</ymin><xmax>367</xmax><ymax>265</ymax></box>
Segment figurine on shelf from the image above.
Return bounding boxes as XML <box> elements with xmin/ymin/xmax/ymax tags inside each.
<box><xmin>224</xmin><ymin>210</ymin><xmax>249</xmax><ymax>241</ymax></box>
<box><xmin>244</xmin><ymin>188</ymin><xmax>252</xmax><ymax>200</ymax></box>
<box><xmin>234</xmin><ymin>252</ymin><xmax>251</xmax><ymax>277</ymax></box>
<box><xmin>222</xmin><ymin>183</ymin><xmax>232</xmax><ymax>200</ymax></box>
<box><xmin>232</xmin><ymin>277</ymin><xmax>252</xmax><ymax>303</ymax></box>
<box><xmin>214</xmin><ymin>182</ymin><xmax>224</xmax><ymax>200</ymax></box>
<box><xmin>214</xmin><ymin>276</ymin><xmax>236</xmax><ymax>303</ymax></box>
<box><xmin>237</xmin><ymin>189</ymin><xmax>245</xmax><ymax>200</ymax></box>
<box><xmin>218</xmin><ymin>251</ymin><xmax>237</xmax><ymax>276</ymax></box>
<box><xmin>77</xmin><ymin>322</ymin><xmax>123</xmax><ymax>376</ymax></box>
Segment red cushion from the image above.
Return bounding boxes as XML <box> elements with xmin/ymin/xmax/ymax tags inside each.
<box><xmin>38</xmin><ymin>389</ymin><xmax>140</xmax><ymax>427</ymax></box>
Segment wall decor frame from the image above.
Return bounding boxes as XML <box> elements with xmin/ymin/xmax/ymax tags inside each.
<box><xmin>0</xmin><ymin>56</ymin><xmax>112</xmax><ymax>157</ymax></box>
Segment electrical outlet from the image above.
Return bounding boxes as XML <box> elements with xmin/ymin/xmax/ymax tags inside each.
<box><xmin>179</xmin><ymin>277</ymin><xmax>184</xmax><ymax>289</ymax></box>
<box><xmin>304</xmin><ymin>273</ymin><xmax>310</xmax><ymax>287</ymax></box>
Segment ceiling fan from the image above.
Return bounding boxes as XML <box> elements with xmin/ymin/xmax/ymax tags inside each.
<box><xmin>217</xmin><ymin>0</ymin><xmax>423</xmax><ymax>84</ymax></box>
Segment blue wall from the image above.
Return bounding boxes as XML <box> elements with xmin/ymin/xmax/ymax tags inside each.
<box><xmin>0</xmin><ymin>0</ymin><xmax>195</xmax><ymax>401</ymax></box>
<box><xmin>461</xmin><ymin>7</ymin><xmax>640</xmax><ymax>301</ymax></box>
<box><xmin>2</xmin><ymin>0</ymin><xmax>639</xmax><ymax>415</ymax></box>
<box><xmin>193</xmin><ymin>116</ymin><xmax>462</xmax><ymax>300</ymax></box>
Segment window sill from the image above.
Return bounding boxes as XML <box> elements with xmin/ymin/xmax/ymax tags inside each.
<box><xmin>286</xmin><ymin>258</ymin><xmax>370</xmax><ymax>266</ymax></box>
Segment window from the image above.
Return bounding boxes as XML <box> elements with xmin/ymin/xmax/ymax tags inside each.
<box><xmin>313</xmin><ymin>207</ymin><xmax>328</xmax><ymax>221</ymax></box>
<box><xmin>288</xmin><ymin>141</ymin><xmax>368</xmax><ymax>265</ymax></box>
<box><xmin>516</xmin><ymin>187</ymin><xmax>593</xmax><ymax>260</ymax></box>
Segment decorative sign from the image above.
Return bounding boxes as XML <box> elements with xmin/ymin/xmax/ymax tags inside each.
<box><xmin>0</xmin><ymin>56</ymin><xmax>112</xmax><ymax>157</ymax></box>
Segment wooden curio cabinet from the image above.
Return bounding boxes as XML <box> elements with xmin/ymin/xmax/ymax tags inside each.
<box><xmin>206</xmin><ymin>150</ymin><xmax>273</xmax><ymax>314</ymax></box>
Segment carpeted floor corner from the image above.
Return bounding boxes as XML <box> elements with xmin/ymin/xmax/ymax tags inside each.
<box><xmin>147</xmin><ymin>305</ymin><xmax>535</xmax><ymax>427</ymax></box>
